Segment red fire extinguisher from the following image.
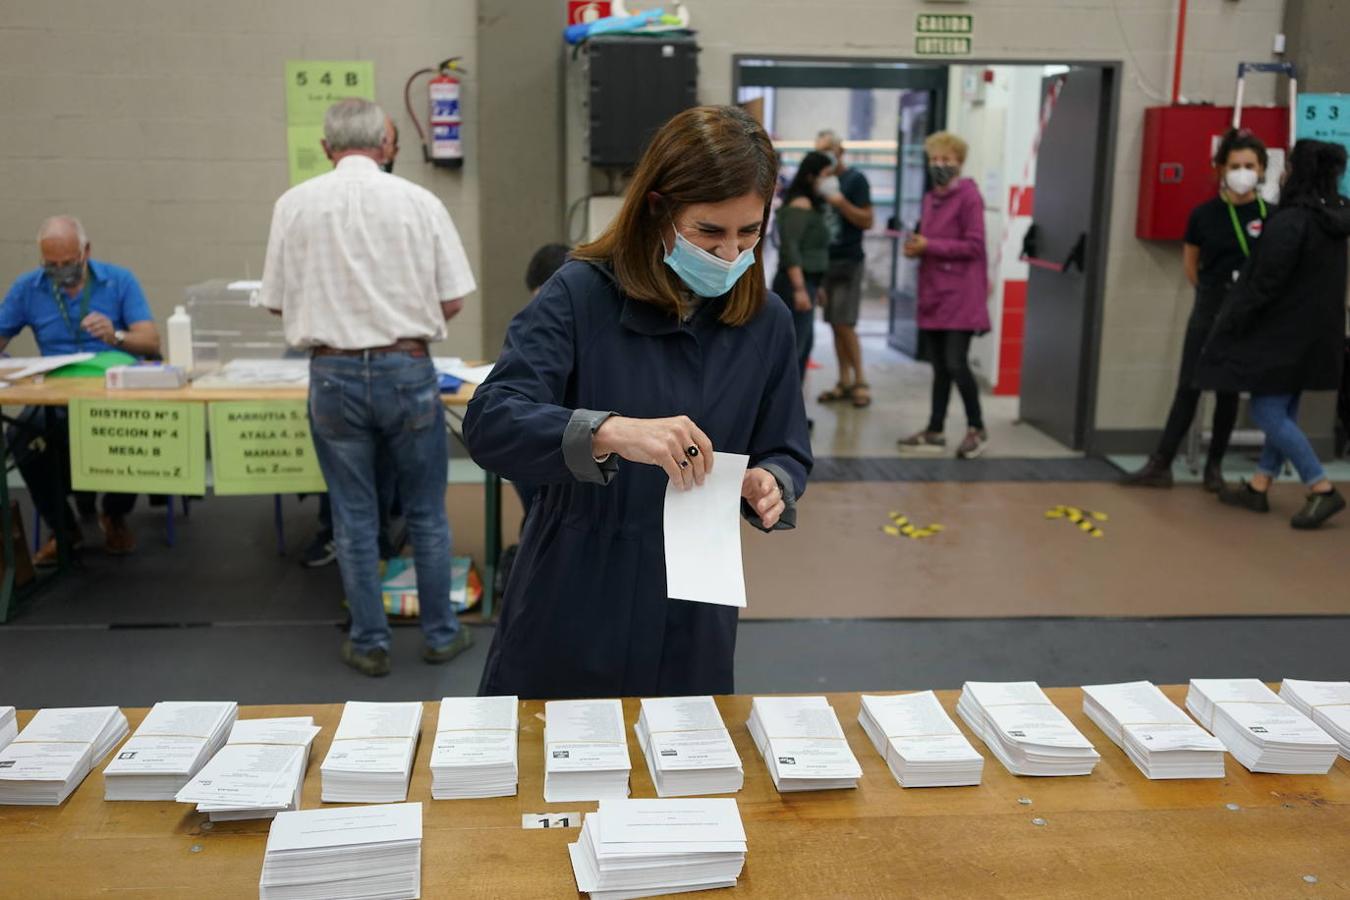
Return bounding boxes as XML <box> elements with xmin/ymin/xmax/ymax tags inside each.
<box><xmin>405</xmin><ymin>58</ymin><xmax>465</xmax><ymax>168</ymax></box>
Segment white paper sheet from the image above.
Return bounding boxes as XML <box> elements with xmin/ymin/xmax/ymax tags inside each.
<box><xmin>598</xmin><ymin>798</ymin><xmax>746</xmax><ymax>845</ymax></box>
<box><xmin>663</xmin><ymin>451</ymin><xmax>749</xmax><ymax>608</ymax></box>
<box><xmin>436</xmin><ymin>359</ymin><xmax>495</xmax><ymax>384</ymax></box>
<box><xmin>0</xmin><ymin>353</ymin><xmax>95</xmax><ymax>381</ymax></box>
<box><xmin>264</xmin><ymin>802</ymin><xmax>422</xmax><ymax>853</ymax></box>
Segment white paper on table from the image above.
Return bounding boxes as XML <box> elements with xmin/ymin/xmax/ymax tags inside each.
<box><xmin>432</xmin><ymin>696</ymin><xmax>518</xmax><ymax>767</ymax></box>
<box><xmin>546</xmin><ymin>700</ymin><xmax>630</xmax><ymax>773</ymax></box>
<box><xmin>598</xmin><ymin>798</ymin><xmax>746</xmax><ymax>844</ymax></box>
<box><xmin>176</xmin><ymin>744</ymin><xmax>306</xmax><ymax>807</ymax></box>
<box><xmin>862</xmin><ymin>692</ymin><xmax>978</xmax><ymax>763</ymax></box>
<box><xmin>226</xmin><ymin>280</ymin><xmax>263</xmax><ymax>292</ymax></box>
<box><xmin>640</xmin><ymin>697</ymin><xmax>738</xmax><ymax>770</ymax></box>
<box><xmin>435</xmin><ymin>359</ymin><xmax>495</xmax><ymax>384</ymax></box>
<box><xmin>663</xmin><ymin>451</ymin><xmax>749</xmax><ymax>608</ymax></box>
<box><xmin>0</xmin><ymin>353</ymin><xmax>95</xmax><ymax>381</ymax></box>
<box><xmin>0</xmin><ymin>742</ymin><xmax>89</xmax><ymax>780</ymax></box>
<box><xmin>264</xmin><ymin>802</ymin><xmax>422</xmax><ymax>853</ymax></box>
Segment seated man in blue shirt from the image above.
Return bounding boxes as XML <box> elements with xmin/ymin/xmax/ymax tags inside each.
<box><xmin>0</xmin><ymin>216</ymin><xmax>161</xmax><ymax>563</ymax></box>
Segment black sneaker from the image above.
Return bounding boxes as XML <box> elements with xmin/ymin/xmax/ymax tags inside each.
<box><xmin>1202</xmin><ymin>461</ymin><xmax>1225</xmax><ymax>494</ymax></box>
<box><xmin>341</xmin><ymin>640</ymin><xmax>391</xmax><ymax>677</ymax></box>
<box><xmin>1218</xmin><ymin>481</ymin><xmax>1270</xmax><ymax>513</ymax></box>
<box><xmin>1119</xmin><ymin>455</ymin><xmax>1174</xmax><ymax>488</ymax></box>
<box><xmin>301</xmin><ymin>534</ymin><xmax>337</xmax><ymax>568</ymax></box>
<box><xmin>423</xmin><ymin>628</ymin><xmax>475</xmax><ymax>665</ymax></box>
<box><xmin>1291</xmin><ymin>488</ymin><xmax>1345</xmax><ymax>530</ymax></box>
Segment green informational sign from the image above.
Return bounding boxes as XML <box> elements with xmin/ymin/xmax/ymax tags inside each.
<box><xmin>284</xmin><ymin>60</ymin><xmax>376</xmax><ymax>186</ymax></box>
<box><xmin>208</xmin><ymin>401</ymin><xmax>326</xmax><ymax>495</ymax></box>
<box><xmin>916</xmin><ymin>12</ymin><xmax>973</xmax><ymax>34</ymax></box>
<box><xmin>1296</xmin><ymin>94</ymin><xmax>1350</xmax><ymax>197</ymax></box>
<box><xmin>915</xmin><ymin>11</ymin><xmax>973</xmax><ymax>55</ymax></box>
<box><xmin>69</xmin><ymin>400</ymin><xmax>207</xmax><ymax>495</ymax></box>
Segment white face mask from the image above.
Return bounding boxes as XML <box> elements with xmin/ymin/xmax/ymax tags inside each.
<box><xmin>817</xmin><ymin>175</ymin><xmax>841</xmax><ymax>198</ymax></box>
<box><xmin>1225</xmin><ymin>168</ymin><xmax>1259</xmax><ymax>197</ymax></box>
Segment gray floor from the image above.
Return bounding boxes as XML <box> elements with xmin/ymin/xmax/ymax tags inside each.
<box><xmin>3</xmin><ymin>495</ymin><xmax>1347</xmax><ymax>711</ymax></box>
<box><xmin>5</xmin><ymin>614</ymin><xmax>1349</xmax><ymax>710</ymax></box>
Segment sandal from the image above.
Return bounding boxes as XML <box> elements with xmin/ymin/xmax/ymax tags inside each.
<box><xmin>817</xmin><ymin>382</ymin><xmax>852</xmax><ymax>403</ymax></box>
<box><xmin>850</xmin><ymin>382</ymin><xmax>872</xmax><ymax>408</ymax></box>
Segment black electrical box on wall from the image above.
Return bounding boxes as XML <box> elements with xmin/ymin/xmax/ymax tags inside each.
<box><xmin>585</xmin><ymin>35</ymin><xmax>698</xmax><ymax>167</ymax></box>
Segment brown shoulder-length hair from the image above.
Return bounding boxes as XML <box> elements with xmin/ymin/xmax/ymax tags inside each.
<box><xmin>572</xmin><ymin>105</ymin><xmax>779</xmax><ymax>327</ymax></box>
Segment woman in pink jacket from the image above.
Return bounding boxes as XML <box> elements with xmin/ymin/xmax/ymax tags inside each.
<box><xmin>898</xmin><ymin>131</ymin><xmax>992</xmax><ymax>459</ymax></box>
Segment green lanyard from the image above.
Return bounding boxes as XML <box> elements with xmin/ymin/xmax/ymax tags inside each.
<box><xmin>48</xmin><ymin>276</ymin><xmax>92</xmax><ymax>347</ymax></box>
<box><xmin>1226</xmin><ymin>196</ymin><xmax>1267</xmax><ymax>259</ymax></box>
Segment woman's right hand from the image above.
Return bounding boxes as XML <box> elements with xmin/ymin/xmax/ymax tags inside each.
<box><xmin>793</xmin><ymin>287</ymin><xmax>812</xmax><ymax>312</ymax></box>
<box><xmin>592</xmin><ymin>415</ymin><xmax>715</xmax><ymax>490</ymax></box>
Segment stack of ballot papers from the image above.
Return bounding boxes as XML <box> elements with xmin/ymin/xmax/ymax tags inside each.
<box><xmin>175</xmin><ymin>717</ymin><xmax>321</xmax><ymax>821</ymax></box>
<box><xmin>746</xmin><ymin>696</ymin><xmax>861</xmax><ymax>792</ymax></box>
<box><xmin>956</xmin><ymin>682</ymin><xmax>1100</xmax><ymax>776</ymax></box>
<box><xmin>321</xmin><ymin>702</ymin><xmax>422</xmax><ymax>803</ymax></box>
<box><xmin>103</xmin><ymin>700</ymin><xmax>238</xmax><ymax>800</ymax></box>
<box><xmin>1280</xmin><ymin>679</ymin><xmax>1350</xmax><ymax>760</ymax></box>
<box><xmin>569</xmin><ymin>798</ymin><xmax>747</xmax><ymax>900</ymax></box>
<box><xmin>0</xmin><ymin>707</ymin><xmax>15</xmax><ymax>751</ymax></box>
<box><xmin>430</xmin><ymin>696</ymin><xmax>519</xmax><ymax>800</ymax></box>
<box><xmin>0</xmin><ymin>706</ymin><xmax>128</xmax><ymax>805</ymax></box>
<box><xmin>1186</xmin><ymin>679</ymin><xmax>1338</xmax><ymax>774</ymax></box>
<box><xmin>1081</xmin><ymin>681</ymin><xmax>1225</xmax><ymax>779</ymax></box>
<box><xmin>259</xmin><ymin>802</ymin><xmax>422</xmax><ymax>900</ymax></box>
<box><xmin>635</xmin><ymin>696</ymin><xmax>743</xmax><ymax>797</ymax></box>
<box><xmin>545</xmin><ymin>699</ymin><xmax>632</xmax><ymax>802</ymax></box>
<box><xmin>857</xmin><ymin>692</ymin><xmax>983</xmax><ymax>787</ymax></box>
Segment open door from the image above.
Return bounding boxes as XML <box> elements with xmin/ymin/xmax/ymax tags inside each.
<box><xmin>887</xmin><ymin>89</ymin><xmax>941</xmax><ymax>356</ymax></box>
<box><xmin>1018</xmin><ymin>67</ymin><xmax>1114</xmax><ymax>450</ymax></box>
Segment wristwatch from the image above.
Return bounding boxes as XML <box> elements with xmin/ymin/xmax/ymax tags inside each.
<box><xmin>113</xmin><ymin>330</ymin><xmax>127</xmax><ymax>347</ymax></box>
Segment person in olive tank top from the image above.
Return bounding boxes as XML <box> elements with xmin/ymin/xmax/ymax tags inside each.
<box><xmin>1122</xmin><ymin>130</ymin><xmax>1274</xmax><ymax>491</ymax></box>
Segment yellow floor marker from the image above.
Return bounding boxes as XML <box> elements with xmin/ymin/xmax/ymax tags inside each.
<box><xmin>882</xmin><ymin>524</ymin><xmax>901</xmax><ymax>537</ymax></box>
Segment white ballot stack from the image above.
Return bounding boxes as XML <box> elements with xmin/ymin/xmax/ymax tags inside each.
<box><xmin>430</xmin><ymin>696</ymin><xmax>519</xmax><ymax>800</ymax></box>
<box><xmin>569</xmin><ymin>798</ymin><xmax>747</xmax><ymax>900</ymax></box>
<box><xmin>635</xmin><ymin>696</ymin><xmax>743</xmax><ymax>797</ymax></box>
<box><xmin>321</xmin><ymin>701</ymin><xmax>422</xmax><ymax>803</ymax></box>
<box><xmin>956</xmin><ymin>682</ymin><xmax>1100</xmax><ymax>777</ymax></box>
<box><xmin>544</xmin><ymin>699</ymin><xmax>631</xmax><ymax>803</ymax></box>
<box><xmin>0</xmin><ymin>706</ymin><xmax>128</xmax><ymax>805</ymax></box>
<box><xmin>1186</xmin><ymin>679</ymin><xmax>1338</xmax><ymax>774</ymax></box>
<box><xmin>259</xmin><ymin>802</ymin><xmax>422</xmax><ymax>900</ymax></box>
<box><xmin>176</xmin><ymin>717</ymin><xmax>321</xmax><ymax>821</ymax></box>
<box><xmin>1081</xmin><ymin>681</ymin><xmax>1225</xmax><ymax>779</ymax></box>
<box><xmin>103</xmin><ymin>700</ymin><xmax>238</xmax><ymax>800</ymax></box>
<box><xmin>746</xmin><ymin>695</ymin><xmax>861</xmax><ymax>792</ymax></box>
<box><xmin>1280</xmin><ymin>679</ymin><xmax>1350</xmax><ymax>760</ymax></box>
<box><xmin>857</xmin><ymin>692</ymin><xmax>983</xmax><ymax>787</ymax></box>
<box><xmin>0</xmin><ymin>706</ymin><xmax>15</xmax><ymax>751</ymax></box>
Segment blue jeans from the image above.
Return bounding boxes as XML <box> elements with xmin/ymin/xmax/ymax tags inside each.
<box><xmin>1250</xmin><ymin>393</ymin><xmax>1327</xmax><ymax>486</ymax></box>
<box><xmin>308</xmin><ymin>353</ymin><xmax>458</xmax><ymax>653</ymax></box>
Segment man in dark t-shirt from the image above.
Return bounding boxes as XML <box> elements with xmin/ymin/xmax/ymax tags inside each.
<box><xmin>814</xmin><ymin>130</ymin><xmax>874</xmax><ymax>407</ymax></box>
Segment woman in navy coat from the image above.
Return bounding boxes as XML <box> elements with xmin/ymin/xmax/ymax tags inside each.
<box><xmin>463</xmin><ymin>106</ymin><xmax>812</xmax><ymax>699</ymax></box>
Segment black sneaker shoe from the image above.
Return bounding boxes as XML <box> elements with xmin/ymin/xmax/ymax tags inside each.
<box><xmin>423</xmin><ymin>628</ymin><xmax>475</xmax><ymax>665</ymax></box>
<box><xmin>1291</xmin><ymin>488</ymin><xmax>1345</xmax><ymax>530</ymax></box>
<box><xmin>1218</xmin><ymin>481</ymin><xmax>1270</xmax><ymax>513</ymax></box>
<box><xmin>301</xmin><ymin>534</ymin><xmax>337</xmax><ymax>568</ymax></box>
<box><xmin>1202</xmin><ymin>461</ymin><xmax>1225</xmax><ymax>494</ymax></box>
<box><xmin>341</xmin><ymin>640</ymin><xmax>391</xmax><ymax>677</ymax></box>
<box><xmin>1120</xmin><ymin>455</ymin><xmax>1174</xmax><ymax>488</ymax></box>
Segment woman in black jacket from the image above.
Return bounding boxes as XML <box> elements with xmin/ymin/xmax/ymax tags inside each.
<box><xmin>1196</xmin><ymin>139</ymin><xmax>1349</xmax><ymax>529</ymax></box>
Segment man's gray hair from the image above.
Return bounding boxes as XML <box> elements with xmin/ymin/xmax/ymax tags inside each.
<box><xmin>817</xmin><ymin>129</ymin><xmax>842</xmax><ymax>149</ymax></box>
<box><xmin>37</xmin><ymin>215</ymin><xmax>88</xmax><ymax>247</ymax></box>
<box><xmin>324</xmin><ymin>98</ymin><xmax>388</xmax><ymax>153</ymax></box>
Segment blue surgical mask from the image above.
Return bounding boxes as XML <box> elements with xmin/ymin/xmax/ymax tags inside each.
<box><xmin>662</xmin><ymin>229</ymin><xmax>758</xmax><ymax>298</ymax></box>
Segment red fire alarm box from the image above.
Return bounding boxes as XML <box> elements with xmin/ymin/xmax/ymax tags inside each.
<box><xmin>567</xmin><ymin>1</ymin><xmax>613</xmax><ymax>25</ymax></box>
<box><xmin>1136</xmin><ymin>105</ymin><xmax>1289</xmax><ymax>240</ymax></box>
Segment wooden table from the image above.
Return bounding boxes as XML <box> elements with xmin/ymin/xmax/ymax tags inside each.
<box><xmin>2</xmin><ymin>687</ymin><xmax>1346</xmax><ymax>898</ymax></box>
<box><xmin>0</xmin><ymin>375</ymin><xmax>502</xmax><ymax>624</ymax></box>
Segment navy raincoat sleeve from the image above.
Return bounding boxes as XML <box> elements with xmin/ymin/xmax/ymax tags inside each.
<box><xmin>462</xmin><ymin>274</ymin><xmax>616</xmax><ymax>486</ymax></box>
<box><xmin>741</xmin><ymin>298</ymin><xmax>812</xmax><ymax>532</ymax></box>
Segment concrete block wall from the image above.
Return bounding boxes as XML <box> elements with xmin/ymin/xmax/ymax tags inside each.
<box><xmin>684</xmin><ymin>0</ymin><xmax>1286</xmax><ymax>437</ymax></box>
<box><xmin>0</xmin><ymin>0</ymin><xmax>483</xmax><ymax>358</ymax></box>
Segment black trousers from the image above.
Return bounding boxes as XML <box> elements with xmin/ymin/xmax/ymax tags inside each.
<box><xmin>7</xmin><ymin>406</ymin><xmax>135</xmax><ymax>536</ymax></box>
<box><xmin>772</xmin><ymin>268</ymin><xmax>819</xmax><ymax>380</ymax></box>
<box><xmin>922</xmin><ymin>329</ymin><xmax>984</xmax><ymax>432</ymax></box>
<box><xmin>1155</xmin><ymin>302</ymin><xmax>1238</xmax><ymax>465</ymax></box>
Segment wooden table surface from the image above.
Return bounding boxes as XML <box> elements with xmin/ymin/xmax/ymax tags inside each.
<box><xmin>2</xmin><ymin>687</ymin><xmax>1347</xmax><ymax>899</ymax></box>
<box><xmin>0</xmin><ymin>375</ymin><xmax>476</xmax><ymax>407</ymax></box>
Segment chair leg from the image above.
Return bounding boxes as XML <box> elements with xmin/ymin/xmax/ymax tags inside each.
<box><xmin>165</xmin><ymin>496</ymin><xmax>176</xmax><ymax>548</ymax></box>
<box><xmin>274</xmin><ymin>494</ymin><xmax>286</xmax><ymax>556</ymax></box>
<box><xmin>32</xmin><ymin>505</ymin><xmax>41</xmax><ymax>554</ymax></box>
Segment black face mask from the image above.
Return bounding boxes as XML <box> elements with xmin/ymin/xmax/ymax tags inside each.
<box><xmin>929</xmin><ymin>164</ymin><xmax>959</xmax><ymax>188</ymax></box>
<box><xmin>380</xmin><ymin>160</ymin><xmax>395</xmax><ymax>174</ymax></box>
<box><xmin>44</xmin><ymin>261</ymin><xmax>83</xmax><ymax>289</ymax></box>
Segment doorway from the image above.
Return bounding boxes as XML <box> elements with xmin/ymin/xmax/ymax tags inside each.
<box><xmin>734</xmin><ymin>56</ymin><xmax>1119</xmax><ymax>456</ymax></box>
